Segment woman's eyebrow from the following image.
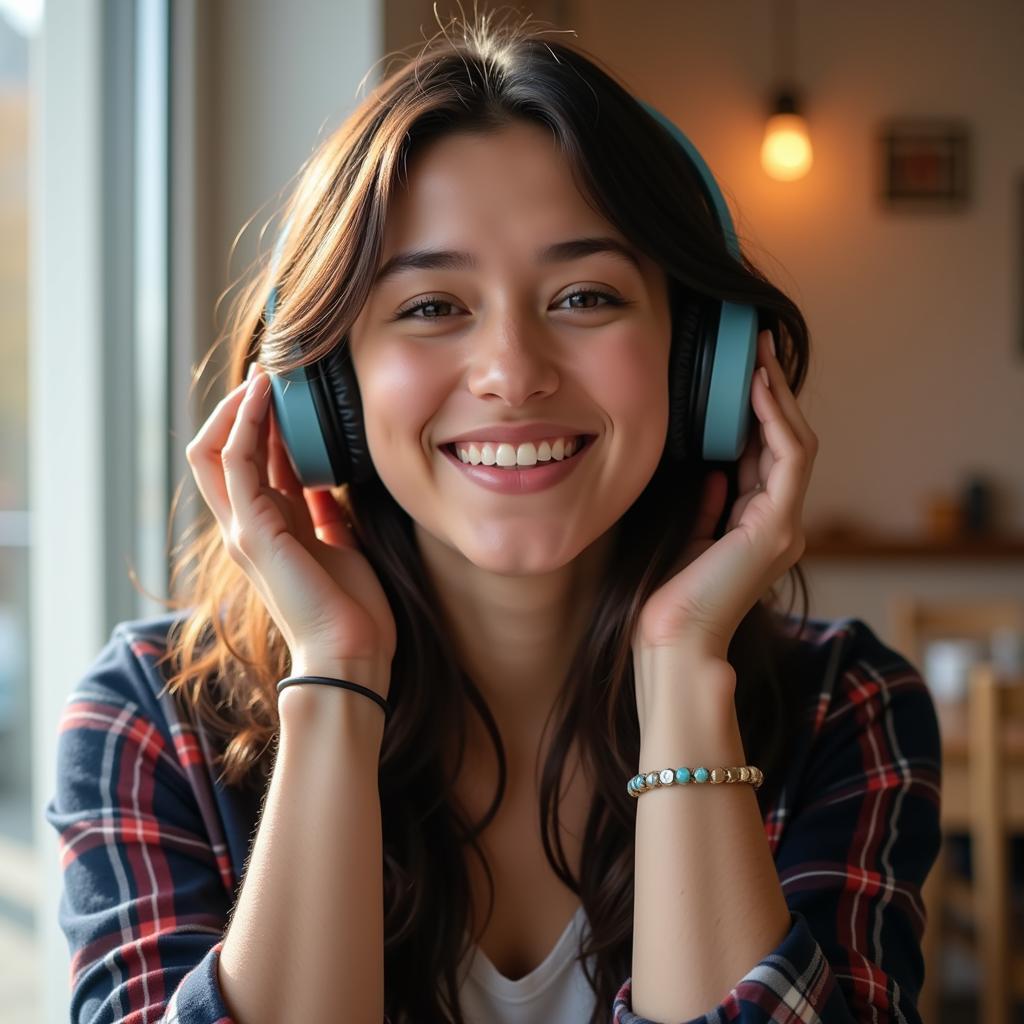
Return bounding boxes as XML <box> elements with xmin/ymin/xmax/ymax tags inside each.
<box><xmin>372</xmin><ymin>235</ymin><xmax>643</xmax><ymax>286</ymax></box>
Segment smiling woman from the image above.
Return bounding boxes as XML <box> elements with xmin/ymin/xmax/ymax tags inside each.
<box><xmin>44</xmin><ymin>8</ymin><xmax>940</xmax><ymax>1024</ymax></box>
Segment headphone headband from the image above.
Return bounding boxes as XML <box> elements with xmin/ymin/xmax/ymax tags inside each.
<box><xmin>636</xmin><ymin>100</ymin><xmax>742</xmax><ymax>260</ymax></box>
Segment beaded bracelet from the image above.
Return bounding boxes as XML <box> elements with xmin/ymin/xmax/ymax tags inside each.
<box><xmin>627</xmin><ymin>764</ymin><xmax>763</xmax><ymax>798</ymax></box>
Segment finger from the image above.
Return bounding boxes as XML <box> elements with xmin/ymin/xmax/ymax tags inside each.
<box><xmin>252</xmin><ymin>381</ymin><xmax>271</xmax><ymax>492</ymax></box>
<box><xmin>735</xmin><ymin>421</ymin><xmax>762</xmax><ymax>497</ymax></box>
<box><xmin>727</xmin><ymin>427</ymin><xmax>766</xmax><ymax>529</ymax></box>
<box><xmin>306</xmin><ymin>488</ymin><xmax>358</xmax><ymax>549</ymax></box>
<box><xmin>222</xmin><ymin>369</ymin><xmax>275</xmax><ymax>525</ymax></box>
<box><xmin>266</xmin><ymin>397</ymin><xmax>304</xmax><ymax>497</ymax></box>
<box><xmin>751</xmin><ymin>355</ymin><xmax>811</xmax><ymax>518</ymax></box>
<box><xmin>260</xmin><ymin>381</ymin><xmax>348</xmax><ymax>550</ymax></box>
<box><xmin>186</xmin><ymin>378</ymin><xmax>254</xmax><ymax>528</ymax></box>
<box><xmin>758</xmin><ymin>330</ymin><xmax>818</xmax><ymax>455</ymax></box>
<box><xmin>264</xmin><ymin>396</ymin><xmax>343</xmax><ymax>546</ymax></box>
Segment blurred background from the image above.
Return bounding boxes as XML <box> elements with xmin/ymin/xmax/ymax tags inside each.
<box><xmin>2</xmin><ymin>1</ymin><xmax>1022</xmax><ymax>1021</ymax></box>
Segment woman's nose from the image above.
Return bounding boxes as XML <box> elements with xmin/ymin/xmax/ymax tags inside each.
<box><xmin>463</xmin><ymin>318</ymin><xmax>561</xmax><ymax>404</ymax></box>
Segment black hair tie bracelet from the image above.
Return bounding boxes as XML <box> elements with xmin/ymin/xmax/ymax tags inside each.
<box><xmin>276</xmin><ymin>675</ymin><xmax>390</xmax><ymax>717</ymax></box>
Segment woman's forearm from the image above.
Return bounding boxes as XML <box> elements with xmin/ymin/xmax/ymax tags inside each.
<box><xmin>218</xmin><ymin>670</ymin><xmax>387</xmax><ymax>1024</ymax></box>
<box><xmin>631</xmin><ymin>654</ymin><xmax>791</xmax><ymax>1022</ymax></box>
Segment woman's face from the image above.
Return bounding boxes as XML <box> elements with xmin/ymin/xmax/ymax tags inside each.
<box><xmin>347</xmin><ymin>119</ymin><xmax>672</xmax><ymax>575</ymax></box>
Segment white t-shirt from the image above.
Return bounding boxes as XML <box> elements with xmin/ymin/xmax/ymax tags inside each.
<box><xmin>456</xmin><ymin>904</ymin><xmax>598</xmax><ymax>1023</ymax></box>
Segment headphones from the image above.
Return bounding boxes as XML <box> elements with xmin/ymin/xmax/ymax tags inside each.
<box><xmin>258</xmin><ymin>100</ymin><xmax>758</xmax><ymax>489</ymax></box>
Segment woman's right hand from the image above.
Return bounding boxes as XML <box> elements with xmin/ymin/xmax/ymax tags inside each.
<box><xmin>185</xmin><ymin>365</ymin><xmax>397</xmax><ymax>701</ymax></box>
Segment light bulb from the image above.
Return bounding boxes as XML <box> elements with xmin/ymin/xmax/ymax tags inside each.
<box><xmin>761</xmin><ymin>112</ymin><xmax>813</xmax><ymax>181</ymax></box>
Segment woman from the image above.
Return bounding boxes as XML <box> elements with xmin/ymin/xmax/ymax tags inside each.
<box><xmin>44</xmin><ymin>13</ymin><xmax>941</xmax><ymax>1024</ymax></box>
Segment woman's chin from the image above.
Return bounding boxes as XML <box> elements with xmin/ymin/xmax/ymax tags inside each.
<box><xmin>455</xmin><ymin>539</ymin><xmax>583</xmax><ymax>576</ymax></box>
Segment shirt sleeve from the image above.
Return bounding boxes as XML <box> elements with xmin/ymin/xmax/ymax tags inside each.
<box><xmin>609</xmin><ymin>639</ymin><xmax>942</xmax><ymax>1023</ymax></box>
<box><xmin>43</xmin><ymin>625</ymin><xmax>238</xmax><ymax>1023</ymax></box>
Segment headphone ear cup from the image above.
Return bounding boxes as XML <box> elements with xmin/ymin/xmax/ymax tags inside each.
<box><xmin>667</xmin><ymin>296</ymin><xmax>703</xmax><ymax>462</ymax></box>
<box><xmin>318</xmin><ymin>341</ymin><xmax>375</xmax><ymax>485</ymax></box>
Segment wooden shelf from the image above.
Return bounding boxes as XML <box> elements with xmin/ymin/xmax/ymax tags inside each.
<box><xmin>804</xmin><ymin>533</ymin><xmax>1024</xmax><ymax>561</ymax></box>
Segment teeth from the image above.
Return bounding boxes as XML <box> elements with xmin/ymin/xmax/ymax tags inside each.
<box><xmin>453</xmin><ymin>436</ymin><xmax>584</xmax><ymax>468</ymax></box>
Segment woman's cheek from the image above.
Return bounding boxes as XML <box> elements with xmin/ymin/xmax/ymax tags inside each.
<box><xmin>584</xmin><ymin>333</ymin><xmax>670</xmax><ymax>462</ymax></box>
<box><xmin>357</xmin><ymin>349</ymin><xmax>443</xmax><ymax>469</ymax></box>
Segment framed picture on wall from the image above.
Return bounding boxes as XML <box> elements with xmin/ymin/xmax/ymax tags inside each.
<box><xmin>877</xmin><ymin>119</ymin><xmax>970</xmax><ymax>211</ymax></box>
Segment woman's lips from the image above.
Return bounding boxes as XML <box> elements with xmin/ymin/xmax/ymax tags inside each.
<box><xmin>439</xmin><ymin>436</ymin><xmax>596</xmax><ymax>495</ymax></box>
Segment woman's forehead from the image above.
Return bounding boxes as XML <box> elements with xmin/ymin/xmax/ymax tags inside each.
<box><xmin>371</xmin><ymin>122</ymin><xmax>666</xmax><ymax>291</ymax></box>
<box><xmin>387</xmin><ymin>124</ymin><xmax>596</xmax><ymax>234</ymax></box>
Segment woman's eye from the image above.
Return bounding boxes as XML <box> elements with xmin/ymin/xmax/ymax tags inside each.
<box><xmin>395</xmin><ymin>288</ymin><xmax>624</xmax><ymax>321</ymax></box>
<box><xmin>395</xmin><ymin>295</ymin><xmax>457</xmax><ymax>320</ymax></box>
<box><xmin>556</xmin><ymin>288</ymin><xmax>624</xmax><ymax>311</ymax></box>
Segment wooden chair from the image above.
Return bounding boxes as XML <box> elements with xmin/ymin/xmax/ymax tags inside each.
<box><xmin>886</xmin><ymin>597</ymin><xmax>1024</xmax><ymax>1024</ymax></box>
<box><xmin>963</xmin><ymin>662</ymin><xmax>1024</xmax><ymax>1024</ymax></box>
<box><xmin>888</xmin><ymin>596</ymin><xmax>1024</xmax><ymax>675</ymax></box>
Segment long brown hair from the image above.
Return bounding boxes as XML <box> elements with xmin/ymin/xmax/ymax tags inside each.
<box><xmin>142</xmin><ymin>11</ymin><xmax>814</xmax><ymax>1023</ymax></box>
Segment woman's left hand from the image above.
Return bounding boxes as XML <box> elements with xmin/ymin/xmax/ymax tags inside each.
<box><xmin>633</xmin><ymin>328</ymin><xmax>819</xmax><ymax>672</ymax></box>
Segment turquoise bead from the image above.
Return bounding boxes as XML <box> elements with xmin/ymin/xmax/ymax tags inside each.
<box><xmin>675</xmin><ymin>767</ymin><xmax>692</xmax><ymax>785</ymax></box>
<box><xmin>694</xmin><ymin>766</ymin><xmax>710</xmax><ymax>783</ymax></box>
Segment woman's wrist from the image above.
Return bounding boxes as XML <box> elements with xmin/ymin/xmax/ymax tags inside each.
<box><xmin>279</xmin><ymin>660</ymin><xmax>390</xmax><ymax>741</ymax></box>
<box><xmin>639</xmin><ymin>715</ymin><xmax>745</xmax><ymax>771</ymax></box>
<box><xmin>288</xmin><ymin>649</ymin><xmax>390</xmax><ymax>683</ymax></box>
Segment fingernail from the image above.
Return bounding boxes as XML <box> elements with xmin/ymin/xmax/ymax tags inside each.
<box><xmin>246</xmin><ymin>362</ymin><xmax>258</xmax><ymax>382</ymax></box>
<box><xmin>769</xmin><ymin>334</ymin><xmax>777</xmax><ymax>360</ymax></box>
<box><xmin>759</xmin><ymin>366</ymin><xmax>770</xmax><ymax>389</ymax></box>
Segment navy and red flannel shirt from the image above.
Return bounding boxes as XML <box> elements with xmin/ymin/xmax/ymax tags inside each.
<box><xmin>44</xmin><ymin>610</ymin><xmax>941</xmax><ymax>1023</ymax></box>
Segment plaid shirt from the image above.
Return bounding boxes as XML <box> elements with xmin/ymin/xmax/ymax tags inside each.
<box><xmin>44</xmin><ymin>611</ymin><xmax>941</xmax><ymax>1023</ymax></box>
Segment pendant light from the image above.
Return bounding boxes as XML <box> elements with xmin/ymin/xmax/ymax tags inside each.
<box><xmin>761</xmin><ymin>0</ymin><xmax>813</xmax><ymax>181</ymax></box>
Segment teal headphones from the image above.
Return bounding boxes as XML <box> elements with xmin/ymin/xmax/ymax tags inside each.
<box><xmin>259</xmin><ymin>100</ymin><xmax>758</xmax><ymax>489</ymax></box>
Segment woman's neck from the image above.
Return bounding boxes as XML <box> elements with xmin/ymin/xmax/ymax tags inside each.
<box><xmin>415</xmin><ymin>519</ymin><xmax>618</xmax><ymax>753</ymax></box>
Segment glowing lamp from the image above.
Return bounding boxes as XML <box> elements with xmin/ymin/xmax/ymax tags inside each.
<box><xmin>760</xmin><ymin>90</ymin><xmax>813</xmax><ymax>182</ymax></box>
